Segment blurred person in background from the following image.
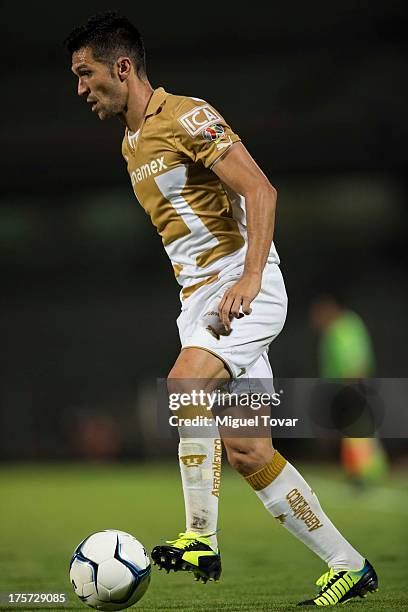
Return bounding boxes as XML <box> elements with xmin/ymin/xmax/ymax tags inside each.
<box><xmin>310</xmin><ymin>294</ymin><xmax>388</xmax><ymax>489</ymax></box>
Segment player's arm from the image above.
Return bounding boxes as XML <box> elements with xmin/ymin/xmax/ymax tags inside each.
<box><xmin>212</xmin><ymin>142</ymin><xmax>277</xmax><ymax>331</ymax></box>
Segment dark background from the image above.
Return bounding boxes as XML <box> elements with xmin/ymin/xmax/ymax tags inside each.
<box><xmin>1</xmin><ymin>1</ymin><xmax>407</xmax><ymax>460</ymax></box>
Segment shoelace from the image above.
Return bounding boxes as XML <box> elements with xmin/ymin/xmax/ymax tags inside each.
<box><xmin>316</xmin><ymin>568</ymin><xmax>336</xmax><ymax>590</ymax></box>
<box><xmin>165</xmin><ymin>531</ymin><xmax>216</xmax><ymax>549</ymax></box>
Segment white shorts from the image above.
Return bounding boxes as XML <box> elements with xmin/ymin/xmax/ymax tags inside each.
<box><xmin>177</xmin><ymin>262</ymin><xmax>288</xmax><ymax>379</ymax></box>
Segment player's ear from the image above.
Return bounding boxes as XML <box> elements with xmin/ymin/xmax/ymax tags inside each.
<box><xmin>117</xmin><ymin>57</ymin><xmax>132</xmax><ymax>82</ymax></box>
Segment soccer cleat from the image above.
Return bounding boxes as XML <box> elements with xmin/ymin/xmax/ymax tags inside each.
<box><xmin>297</xmin><ymin>559</ymin><xmax>378</xmax><ymax>606</ymax></box>
<box><xmin>151</xmin><ymin>531</ymin><xmax>221</xmax><ymax>583</ymax></box>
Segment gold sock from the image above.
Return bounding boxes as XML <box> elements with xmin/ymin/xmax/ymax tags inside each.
<box><xmin>175</xmin><ymin>403</ymin><xmax>211</xmax><ymax>421</ymax></box>
<box><xmin>245</xmin><ymin>450</ymin><xmax>287</xmax><ymax>491</ymax></box>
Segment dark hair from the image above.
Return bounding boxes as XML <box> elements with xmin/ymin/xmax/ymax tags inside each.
<box><xmin>64</xmin><ymin>12</ymin><xmax>146</xmax><ymax>77</ymax></box>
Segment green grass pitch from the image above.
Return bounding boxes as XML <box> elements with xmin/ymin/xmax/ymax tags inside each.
<box><xmin>0</xmin><ymin>462</ymin><xmax>407</xmax><ymax>611</ymax></box>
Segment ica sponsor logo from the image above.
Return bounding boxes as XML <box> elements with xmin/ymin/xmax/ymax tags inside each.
<box><xmin>178</xmin><ymin>104</ymin><xmax>222</xmax><ymax>137</ymax></box>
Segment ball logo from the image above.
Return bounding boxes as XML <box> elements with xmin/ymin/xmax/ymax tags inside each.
<box><xmin>202</xmin><ymin>124</ymin><xmax>225</xmax><ymax>142</ymax></box>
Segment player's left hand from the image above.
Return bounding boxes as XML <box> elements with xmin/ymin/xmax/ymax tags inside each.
<box><xmin>218</xmin><ymin>272</ymin><xmax>262</xmax><ymax>332</ymax></box>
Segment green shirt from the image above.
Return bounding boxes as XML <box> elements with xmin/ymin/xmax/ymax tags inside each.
<box><xmin>320</xmin><ymin>311</ymin><xmax>375</xmax><ymax>378</ymax></box>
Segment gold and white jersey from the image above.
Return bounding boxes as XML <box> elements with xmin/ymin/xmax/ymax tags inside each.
<box><xmin>122</xmin><ymin>87</ymin><xmax>279</xmax><ymax>300</ymax></box>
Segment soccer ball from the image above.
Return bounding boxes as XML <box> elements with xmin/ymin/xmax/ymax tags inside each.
<box><xmin>70</xmin><ymin>530</ymin><xmax>151</xmax><ymax>610</ymax></box>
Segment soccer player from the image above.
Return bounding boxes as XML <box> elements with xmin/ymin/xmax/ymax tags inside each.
<box><xmin>65</xmin><ymin>13</ymin><xmax>378</xmax><ymax>606</ymax></box>
<box><xmin>310</xmin><ymin>295</ymin><xmax>388</xmax><ymax>489</ymax></box>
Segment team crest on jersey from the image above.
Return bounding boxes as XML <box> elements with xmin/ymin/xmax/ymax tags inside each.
<box><xmin>178</xmin><ymin>104</ymin><xmax>222</xmax><ymax>137</ymax></box>
<box><xmin>202</xmin><ymin>124</ymin><xmax>225</xmax><ymax>142</ymax></box>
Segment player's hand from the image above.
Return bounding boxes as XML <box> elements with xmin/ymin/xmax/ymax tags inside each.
<box><xmin>218</xmin><ymin>272</ymin><xmax>262</xmax><ymax>332</ymax></box>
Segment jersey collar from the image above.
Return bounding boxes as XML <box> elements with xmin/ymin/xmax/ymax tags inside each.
<box><xmin>145</xmin><ymin>87</ymin><xmax>168</xmax><ymax>117</ymax></box>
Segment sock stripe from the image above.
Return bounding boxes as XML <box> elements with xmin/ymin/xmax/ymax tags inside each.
<box><xmin>245</xmin><ymin>450</ymin><xmax>287</xmax><ymax>491</ymax></box>
<box><xmin>176</xmin><ymin>403</ymin><xmax>211</xmax><ymax>419</ymax></box>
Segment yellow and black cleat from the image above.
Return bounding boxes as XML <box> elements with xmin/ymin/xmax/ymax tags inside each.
<box><xmin>298</xmin><ymin>559</ymin><xmax>378</xmax><ymax>606</ymax></box>
<box><xmin>151</xmin><ymin>531</ymin><xmax>221</xmax><ymax>583</ymax></box>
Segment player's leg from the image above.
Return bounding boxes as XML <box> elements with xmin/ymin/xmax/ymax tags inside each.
<box><xmin>223</xmin><ymin>434</ymin><xmax>365</xmax><ymax>569</ymax></box>
<box><xmin>222</xmin><ymin>432</ymin><xmax>378</xmax><ymax>605</ymax></box>
<box><xmin>341</xmin><ymin>437</ymin><xmax>388</xmax><ymax>489</ymax></box>
<box><xmin>221</xmin><ymin>352</ymin><xmax>377</xmax><ymax>605</ymax></box>
<box><xmin>169</xmin><ymin>347</ymin><xmax>229</xmax><ymax>549</ymax></box>
<box><xmin>151</xmin><ymin>347</ymin><xmax>230</xmax><ymax>582</ymax></box>
<box><xmin>152</xmin><ymin>264</ymin><xmax>286</xmax><ymax>582</ymax></box>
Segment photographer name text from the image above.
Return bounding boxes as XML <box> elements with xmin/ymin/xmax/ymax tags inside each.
<box><xmin>169</xmin><ymin>415</ymin><xmax>299</xmax><ymax>428</ymax></box>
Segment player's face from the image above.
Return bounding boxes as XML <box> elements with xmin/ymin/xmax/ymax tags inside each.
<box><xmin>71</xmin><ymin>47</ymin><xmax>126</xmax><ymax>120</ymax></box>
<box><xmin>310</xmin><ymin>299</ymin><xmax>338</xmax><ymax>332</ymax></box>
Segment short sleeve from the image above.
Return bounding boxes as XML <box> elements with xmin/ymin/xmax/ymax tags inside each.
<box><xmin>172</xmin><ymin>97</ymin><xmax>241</xmax><ymax>168</ymax></box>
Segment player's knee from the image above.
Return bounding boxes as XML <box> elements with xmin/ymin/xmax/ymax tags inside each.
<box><xmin>167</xmin><ymin>368</ymin><xmax>205</xmax><ymax>399</ymax></box>
<box><xmin>168</xmin><ymin>363</ymin><xmax>189</xmax><ymax>381</ymax></box>
<box><xmin>167</xmin><ymin>368</ymin><xmax>188</xmax><ymax>396</ymax></box>
<box><xmin>167</xmin><ymin>362</ymin><xmax>221</xmax><ymax>395</ymax></box>
<box><xmin>167</xmin><ymin>361</ymin><xmax>206</xmax><ymax>384</ymax></box>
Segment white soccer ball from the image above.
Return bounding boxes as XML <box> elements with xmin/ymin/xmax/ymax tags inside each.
<box><xmin>70</xmin><ymin>530</ymin><xmax>151</xmax><ymax>610</ymax></box>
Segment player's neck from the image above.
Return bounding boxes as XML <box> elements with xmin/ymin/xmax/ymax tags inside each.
<box><xmin>120</xmin><ymin>79</ymin><xmax>154</xmax><ymax>133</ymax></box>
